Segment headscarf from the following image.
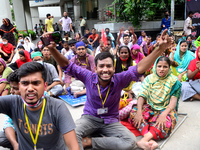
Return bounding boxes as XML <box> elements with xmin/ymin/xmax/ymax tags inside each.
<box><xmin>24</xmin><ymin>36</ymin><xmax>35</xmax><ymax>53</ymax></box>
<box><xmin>187</xmin><ymin>47</ymin><xmax>200</xmax><ymax>80</ymax></box>
<box><xmin>131</xmin><ymin>44</ymin><xmax>145</xmax><ymax>64</ymax></box>
<box><xmin>0</xmin><ymin>18</ymin><xmax>16</xmax><ymax>33</ymax></box>
<box><xmin>194</xmin><ymin>36</ymin><xmax>200</xmax><ymax>48</ymax></box>
<box><xmin>138</xmin><ymin>57</ymin><xmax>181</xmax><ymax>111</ymax></box>
<box><xmin>16</xmin><ymin>50</ymin><xmax>32</xmax><ymax>68</ymax></box>
<box><xmin>0</xmin><ymin>58</ymin><xmax>12</xmax><ymax>84</ymax></box>
<box><xmin>115</xmin><ymin>46</ymin><xmax>133</xmax><ymax>73</ymax></box>
<box><xmin>169</xmin><ymin>40</ymin><xmax>195</xmax><ymax>73</ymax></box>
<box><xmin>37</xmin><ymin>41</ymin><xmax>44</xmax><ymax>50</ymax></box>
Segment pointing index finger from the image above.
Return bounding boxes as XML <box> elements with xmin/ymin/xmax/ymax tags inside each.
<box><xmin>160</xmin><ymin>29</ymin><xmax>168</xmax><ymax>40</ymax></box>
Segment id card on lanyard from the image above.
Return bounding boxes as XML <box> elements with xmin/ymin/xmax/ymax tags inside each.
<box><xmin>97</xmin><ymin>84</ymin><xmax>110</xmax><ymax>115</ymax></box>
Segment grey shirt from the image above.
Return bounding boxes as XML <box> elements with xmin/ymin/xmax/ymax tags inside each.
<box><xmin>0</xmin><ymin>95</ymin><xmax>75</xmax><ymax>150</ymax></box>
<box><xmin>44</xmin><ymin>62</ymin><xmax>60</xmax><ymax>85</ymax></box>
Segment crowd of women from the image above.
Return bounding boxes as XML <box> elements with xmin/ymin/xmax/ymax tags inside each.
<box><xmin>0</xmin><ymin>17</ymin><xmax>200</xmax><ymax>149</ymax></box>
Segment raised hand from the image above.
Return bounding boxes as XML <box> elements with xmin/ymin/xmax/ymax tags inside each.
<box><xmin>128</xmin><ymin>26</ymin><xmax>134</xmax><ymax>34</ymax></box>
<box><xmin>158</xmin><ymin>29</ymin><xmax>173</xmax><ymax>52</ymax></box>
<box><xmin>196</xmin><ymin>61</ymin><xmax>200</xmax><ymax>70</ymax></box>
<box><xmin>119</xmin><ymin>27</ymin><xmax>125</xmax><ymax>34</ymax></box>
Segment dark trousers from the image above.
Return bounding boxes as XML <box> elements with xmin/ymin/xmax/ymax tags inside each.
<box><xmin>0</xmin><ymin>53</ymin><xmax>11</xmax><ymax>61</ymax></box>
<box><xmin>81</xmin><ymin>26</ymin><xmax>85</xmax><ymax>37</ymax></box>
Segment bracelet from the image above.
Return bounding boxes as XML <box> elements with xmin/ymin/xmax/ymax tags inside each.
<box><xmin>167</xmin><ymin>106</ymin><xmax>173</xmax><ymax>111</ymax></box>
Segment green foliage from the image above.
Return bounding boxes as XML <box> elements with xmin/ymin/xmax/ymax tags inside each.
<box><xmin>113</xmin><ymin>0</ymin><xmax>183</xmax><ymax>27</ymax></box>
<box><xmin>14</xmin><ymin>29</ymin><xmax>36</xmax><ymax>43</ymax></box>
<box><xmin>18</xmin><ymin>30</ymin><xmax>29</xmax><ymax>37</ymax></box>
<box><xmin>11</xmin><ymin>8</ymin><xmax>15</xmax><ymax>21</ymax></box>
<box><xmin>28</xmin><ymin>30</ymin><xmax>36</xmax><ymax>40</ymax></box>
<box><xmin>9</xmin><ymin>0</ymin><xmax>13</xmax><ymax>5</ymax></box>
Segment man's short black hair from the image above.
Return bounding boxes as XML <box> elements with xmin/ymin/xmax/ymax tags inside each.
<box><xmin>156</xmin><ymin>33</ymin><xmax>161</xmax><ymax>37</ymax></box>
<box><xmin>46</xmin><ymin>13</ymin><xmax>51</xmax><ymax>18</ymax></box>
<box><xmin>7</xmin><ymin>70</ymin><xmax>19</xmax><ymax>83</ymax></box>
<box><xmin>18</xmin><ymin>35</ymin><xmax>23</xmax><ymax>38</ymax></box>
<box><xmin>80</xmin><ymin>16</ymin><xmax>83</xmax><ymax>18</ymax></box>
<box><xmin>164</xmin><ymin>10</ymin><xmax>168</xmax><ymax>14</ymax></box>
<box><xmin>147</xmin><ymin>36</ymin><xmax>152</xmax><ymax>39</ymax></box>
<box><xmin>18</xmin><ymin>62</ymin><xmax>47</xmax><ymax>82</ymax></box>
<box><xmin>92</xmin><ymin>28</ymin><xmax>96</xmax><ymax>31</ymax></box>
<box><xmin>68</xmin><ymin>39</ymin><xmax>77</xmax><ymax>45</ymax></box>
<box><xmin>63</xmin><ymin>41</ymin><xmax>68</xmax><ymax>44</ymax></box>
<box><xmin>2</xmin><ymin>36</ymin><xmax>8</xmax><ymax>40</ymax></box>
<box><xmin>17</xmin><ymin>45</ymin><xmax>25</xmax><ymax>50</ymax></box>
<box><xmin>105</xmin><ymin>28</ymin><xmax>110</xmax><ymax>31</ymax></box>
<box><xmin>107</xmin><ymin>38</ymin><xmax>112</xmax><ymax>43</ymax></box>
<box><xmin>64</xmin><ymin>32</ymin><xmax>69</xmax><ymax>36</ymax></box>
<box><xmin>123</xmin><ymin>34</ymin><xmax>130</xmax><ymax>39</ymax></box>
<box><xmin>189</xmin><ymin>11</ymin><xmax>193</xmax><ymax>15</ymax></box>
<box><xmin>85</xmin><ymin>28</ymin><xmax>90</xmax><ymax>31</ymax></box>
<box><xmin>95</xmin><ymin>52</ymin><xmax>114</xmax><ymax>67</ymax></box>
<box><xmin>82</xmin><ymin>39</ymin><xmax>89</xmax><ymax>44</ymax></box>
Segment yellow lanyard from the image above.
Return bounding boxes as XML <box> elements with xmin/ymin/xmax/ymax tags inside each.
<box><xmin>97</xmin><ymin>84</ymin><xmax>110</xmax><ymax>108</ymax></box>
<box><xmin>24</xmin><ymin>98</ymin><xmax>46</xmax><ymax>150</ymax></box>
<box><xmin>77</xmin><ymin>57</ymin><xmax>89</xmax><ymax>66</ymax></box>
<box><xmin>121</xmin><ymin>64</ymin><xmax>126</xmax><ymax>71</ymax></box>
<box><xmin>145</xmin><ymin>43</ymin><xmax>149</xmax><ymax>50</ymax></box>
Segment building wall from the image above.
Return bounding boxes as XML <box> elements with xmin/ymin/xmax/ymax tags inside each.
<box><xmin>30</xmin><ymin>7</ymin><xmax>40</xmax><ymax>27</ymax></box>
<box><xmin>0</xmin><ymin>0</ymin><xmax>12</xmax><ymax>23</ymax></box>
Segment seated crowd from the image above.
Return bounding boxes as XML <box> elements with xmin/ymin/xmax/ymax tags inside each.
<box><xmin>0</xmin><ymin>18</ymin><xmax>199</xmax><ymax>150</ymax></box>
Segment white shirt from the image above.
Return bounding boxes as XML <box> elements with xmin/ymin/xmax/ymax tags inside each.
<box><xmin>184</xmin><ymin>17</ymin><xmax>192</xmax><ymax>35</ymax></box>
<box><xmin>80</xmin><ymin>19</ymin><xmax>86</xmax><ymax>27</ymax></box>
<box><xmin>59</xmin><ymin>17</ymin><xmax>72</xmax><ymax>32</ymax></box>
<box><xmin>120</xmin><ymin>42</ymin><xmax>133</xmax><ymax>50</ymax></box>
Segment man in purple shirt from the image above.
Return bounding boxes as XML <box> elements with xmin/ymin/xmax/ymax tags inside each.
<box><xmin>48</xmin><ymin>29</ymin><xmax>173</xmax><ymax>150</ymax></box>
<box><xmin>64</xmin><ymin>41</ymin><xmax>95</xmax><ymax>97</ymax></box>
<box><xmin>140</xmin><ymin>36</ymin><xmax>152</xmax><ymax>56</ymax></box>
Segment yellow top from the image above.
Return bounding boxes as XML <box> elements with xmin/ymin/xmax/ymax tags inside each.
<box><xmin>45</xmin><ymin>18</ymin><xmax>54</xmax><ymax>32</ymax></box>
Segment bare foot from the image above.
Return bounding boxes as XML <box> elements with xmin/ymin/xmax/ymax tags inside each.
<box><xmin>149</xmin><ymin>140</ymin><xmax>158</xmax><ymax>150</ymax></box>
<box><xmin>137</xmin><ymin>139</ymin><xmax>152</xmax><ymax>150</ymax></box>
<box><xmin>82</xmin><ymin>137</ymin><xmax>92</xmax><ymax>148</ymax></box>
<box><xmin>190</xmin><ymin>98</ymin><xmax>194</xmax><ymax>101</ymax></box>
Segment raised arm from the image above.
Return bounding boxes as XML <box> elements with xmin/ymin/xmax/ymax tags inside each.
<box><xmin>129</xmin><ymin>27</ymin><xmax>137</xmax><ymax>45</ymax></box>
<box><xmin>137</xmin><ymin>29</ymin><xmax>173</xmax><ymax>74</ymax></box>
<box><xmin>48</xmin><ymin>42</ymin><xmax>70</xmax><ymax>67</ymax></box>
<box><xmin>117</xmin><ymin>27</ymin><xmax>124</xmax><ymax>45</ymax></box>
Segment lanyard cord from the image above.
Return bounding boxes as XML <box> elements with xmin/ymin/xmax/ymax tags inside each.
<box><xmin>77</xmin><ymin>57</ymin><xmax>89</xmax><ymax>66</ymax></box>
<box><xmin>97</xmin><ymin>84</ymin><xmax>110</xmax><ymax>108</ymax></box>
<box><xmin>24</xmin><ymin>98</ymin><xmax>46</xmax><ymax>149</ymax></box>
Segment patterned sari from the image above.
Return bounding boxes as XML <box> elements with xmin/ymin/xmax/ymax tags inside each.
<box><xmin>129</xmin><ymin>57</ymin><xmax>182</xmax><ymax>140</ymax></box>
<box><xmin>0</xmin><ymin>58</ymin><xmax>12</xmax><ymax>95</ymax></box>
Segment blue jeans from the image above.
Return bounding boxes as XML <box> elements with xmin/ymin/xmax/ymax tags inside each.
<box><xmin>75</xmin><ymin>115</ymin><xmax>136</xmax><ymax>150</ymax></box>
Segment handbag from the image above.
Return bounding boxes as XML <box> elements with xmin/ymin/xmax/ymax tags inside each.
<box><xmin>189</xmin><ymin>79</ymin><xmax>200</xmax><ymax>94</ymax></box>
